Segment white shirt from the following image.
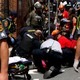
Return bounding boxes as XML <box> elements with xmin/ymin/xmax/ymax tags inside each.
<box><xmin>60</xmin><ymin>1</ymin><xmax>67</xmax><ymax>6</ymax></box>
<box><xmin>40</xmin><ymin>39</ymin><xmax>62</xmax><ymax>54</ymax></box>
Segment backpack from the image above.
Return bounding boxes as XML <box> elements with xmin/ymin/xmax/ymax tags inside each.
<box><xmin>19</xmin><ymin>32</ymin><xmax>34</xmax><ymax>53</ymax></box>
<box><xmin>76</xmin><ymin>15</ymin><xmax>80</xmax><ymax>30</ymax></box>
<box><xmin>76</xmin><ymin>15</ymin><xmax>80</xmax><ymax>35</ymax></box>
<box><xmin>10</xmin><ymin>26</ymin><xmax>35</xmax><ymax>57</ymax></box>
<box><xmin>19</xmin><ymin>26</ymin><xmax>35</xmax><ymax>38</ymax></box>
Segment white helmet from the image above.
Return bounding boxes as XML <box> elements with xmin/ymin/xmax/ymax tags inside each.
<box><xmin>34</xmin><ymin>1</ymin><xmax>42</xmax><ymax>9</ymax></box>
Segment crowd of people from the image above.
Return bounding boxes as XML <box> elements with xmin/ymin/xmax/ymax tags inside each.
<box><xmin>23</xmin><ymin>0</ymin><xmax>80</xmax><ymax>79</ymax></box>
<box><xmin>0</xmin><ymin>0</ymin><xmax>80</xmax><ymax>80</ymax></box>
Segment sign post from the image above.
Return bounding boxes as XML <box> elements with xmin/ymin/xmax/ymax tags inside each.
<box><xmin>48</xmin><ymin>0</ymin><xmax>50</xmax><ymax>35</ymax></box>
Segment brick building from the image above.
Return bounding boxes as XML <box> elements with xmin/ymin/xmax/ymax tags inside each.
<box><xmin>11</xmin><ymin>0</ymin><xmax>32</xmax><ymax>34</ymax></box>
<box><xmin>9</xmin><ymin>0</ymin><xmax>17</xmax><ymax>12</ymax></box>
<box><xmin>0</xmin><ymin>0</ymin><xmax>48</xmax><ymax>34</ymax></box>
<box><xmin>0</xmin><ymin>0</ymin><xmax>33</xmax><ymax>34</ymax></box>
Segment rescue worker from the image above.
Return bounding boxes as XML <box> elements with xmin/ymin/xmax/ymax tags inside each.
<box><xmin>2</xmin><ymin>18</ymin><xmax>16</xmax><ymax>46</ymax></box>
<box><xmin>10</xmin><ymin>28</ymin><xmax>43</xmax><ymax>59</ymax></box>
<box><xmin>51</xmin><ymin>29</ymin><xmax>77</xmax><ymax>66</ymax></box>
<box><xmin>32</xmin><ymin>36</ymin><xmax>62</xmax><ymax>79</ymax></box>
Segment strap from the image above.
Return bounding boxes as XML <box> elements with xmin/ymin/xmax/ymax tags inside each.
<box><xmin>46</xmin><ymin>41</ymin><xmax>54</xmax><ymax>53</ymax></box>
<box><xmin>77</xmin><ymin>15</ymin><xmax>80</xmax><ymax>30</ymax></box>
<box><xmin>26</xmin><ymin>33</ymin><xmax>33</xmax><ymax>39</ymax></box>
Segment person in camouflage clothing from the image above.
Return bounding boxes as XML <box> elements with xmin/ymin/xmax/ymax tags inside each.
<box><xmin>26</xmin><ymin>1</ymin><xmax>44</xmax><ymax>30</ymax></box>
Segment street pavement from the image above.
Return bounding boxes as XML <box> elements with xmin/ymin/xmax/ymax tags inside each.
<box><xmin>9</xmin><ymin>48</ymin><xmax>80</xmax><ymax>80</ymax></box>
<box><xmin>29</xmin><ymin>67</ymin><xmax>80</xmax><ymax>80</ymax></box>
<box><xmin>10</xmin><ymin>67</ymin><xmax>80</xmax><ymax>80</ymax></box>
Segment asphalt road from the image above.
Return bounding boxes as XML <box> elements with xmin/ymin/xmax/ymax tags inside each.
<box><xmin>29</xmin><ymin>67</ymin><xmax>80</xmax><ymax>80</ymax></box>
<box><xmin>9</xmin><ymin>48</ymin><xmax>80</xmax><ymax>80</ymax></box>
<box><xmin>10</xmin><ymin>67</ymin><xmax>80</xmax><ymax>80</ymax></box>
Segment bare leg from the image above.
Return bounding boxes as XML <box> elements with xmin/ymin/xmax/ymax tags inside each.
<box><xmin>0</xmin><ymin>39</ymin><xmax>9</xmax><ymax>80</ymax></box>
<box><xmin>73</xmin><ymin>37</ymin><xmax>80</xmax><ymax>72</ymax></box>
<box><xmin>75</xmin><ymin>37</ymin><xmax>80</xmax><ymax>60</ymax></box>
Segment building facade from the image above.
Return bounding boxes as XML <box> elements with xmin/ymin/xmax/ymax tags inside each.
<box><xmin>0</xmin><ymin>0</ymin><xmax>33</xmax><ymax>34</ymax></box>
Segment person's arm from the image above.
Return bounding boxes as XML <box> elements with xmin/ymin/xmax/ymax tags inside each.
<box><xmin>70</xmin><ymin>17</ymin><xmax>77</xmax><ymax>39</ymax></box>
<box><xmin>0</xmin><ymin>39</ymin><xmax>9</xmax><ymax>80</ymax></box>
<box><xmin>26</xmin><ymin>12</ymin><xmax>32</xmax><ymax>26</ymax></box>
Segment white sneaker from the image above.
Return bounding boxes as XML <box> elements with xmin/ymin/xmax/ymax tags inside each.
<box><xmin>73</xmin><ymin>60</ymin><xmax>79</xmax><ymax>72</ymax></box>
<box><xmin>60</xmin><ymin>69</ymin><xmax>66</xmax><ymax>73</ymax></box>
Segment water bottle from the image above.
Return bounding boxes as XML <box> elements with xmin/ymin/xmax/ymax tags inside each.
<box><xmin>19</xmin><ymin>64</ymin><xmax>25</xmax><ymax>70</ymax></box>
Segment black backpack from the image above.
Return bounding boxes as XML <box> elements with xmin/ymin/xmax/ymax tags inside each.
<box><xmin>19</xmin><ymin>32</ymin><xmax>34</xmax><ymax>53</ymax></box>
<box><xmin>10</xmin><ymin>26</ymin><xmax>35</xmax><ymax>57</ymax></box>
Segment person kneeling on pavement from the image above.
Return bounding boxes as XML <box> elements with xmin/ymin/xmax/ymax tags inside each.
<box><xmin>32</xmin><ymin>36</ymin><xmax>63</xmax><ymax>79</ymax></box>
<box><xmin>51</xmin><ymin>30</ymin><xmax>77</xmax><ymax>67</ymax></box>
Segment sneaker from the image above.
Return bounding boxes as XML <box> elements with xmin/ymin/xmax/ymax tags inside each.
<box><xmin>73</xmin><ymin>60</ymin><xmax>79</xmax><ymax>72</ymax></box>
<box><xmin>43</xmin><ymin>66</ymin><xmax>55</xmax><ymax>79</ymax></box>
<box><xmin>60</xmin><ymin>69</ymin><xmax>66</xmax><ymax>73</ymax></box>
<box><xmin>74</xmin><ymin>67</ymin><xmax>79</xmax><ymax>72</ymax></box>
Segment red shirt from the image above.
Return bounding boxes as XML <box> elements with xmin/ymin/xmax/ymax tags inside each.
<box><xmin>58</xmin><ymin>35</ymin><xmax>77</xmax><ymax>49</ymax></box>
<box><xmin>62</xmin><ymin>10</ymin><xmax>69</xmax><ymax>19</ymax></box>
